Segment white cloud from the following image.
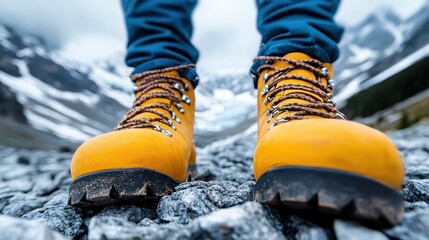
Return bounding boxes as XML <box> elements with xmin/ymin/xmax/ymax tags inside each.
<box><xmin>0</xmin><ymin>0</ymin><xmax>125</xmax><ymax>47</ymax></box>
<box><xmin>60</xmin><ymin>34</ymin><xmax>124</xmax><ymax>64</ymax></box>
<box><xmin>193</xmin><ymin>0</ymin><xmax>260</xmax><ymax>73</ymax></box>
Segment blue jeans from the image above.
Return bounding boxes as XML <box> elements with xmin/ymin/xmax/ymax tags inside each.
<box><xmin>121</xmin><ymin>0</ymin><xmax>343</xmax><ymax>88</ymax></box>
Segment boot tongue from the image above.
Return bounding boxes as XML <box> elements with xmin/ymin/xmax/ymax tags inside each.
<box><xmin>131</xmin><ymin>71</ymin><xmax>181</xmax><ymax>122</ymax></box>
<box><xmin>273</xmin><ymin>52</ymin><xmax>324</xmax><ymax>91</ymax></box>
<box><xmin>271</xmin><ymin>52</ymin><xmax>331</xmax><ymax>117</ymax></box>
<box><xmin>273</xmin><ymin>52</ymin><xmax>314</xmax><ymax>69</ymax></box>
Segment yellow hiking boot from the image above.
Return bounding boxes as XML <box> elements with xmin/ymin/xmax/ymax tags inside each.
<box><xmin>69</xmin><ymin>65</ymin><xmax>197</xmax><ymax>207</ymax></box>
<box><xmin>253</xmin><ymin>53</ymin><xmax>404</xmax><ymax>227</ymax></box>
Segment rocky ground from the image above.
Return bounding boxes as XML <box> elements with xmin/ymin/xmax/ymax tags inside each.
<box><xmin>1</xmin><ymin>122</ymin><xmax>429</xmax><ymax>240</ymax></box>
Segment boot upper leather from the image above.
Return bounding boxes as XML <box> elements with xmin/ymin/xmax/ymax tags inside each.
<box><xmin>71</xmin><ymin>69</ymin><xmax>195</xmax><ymax>182</ymax></box>
<box><xmin>253</xmin><ymin>52</ymin><xmax>404</xmax><ymax>190</ymax></box>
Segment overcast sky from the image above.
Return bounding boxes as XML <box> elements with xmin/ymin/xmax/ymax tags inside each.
<box><xmin>0</xmin><ymin>0</ymin><xmax>426</xmax><ymax>73</ymax></box>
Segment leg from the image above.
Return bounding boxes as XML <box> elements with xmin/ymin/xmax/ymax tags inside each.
<box><xmin>251</xmin><ymin>0</ymin><xmax>343</xmax><ymax>77</ymax></box>
<box><xmin>252</xmin><ymin>0</ymin><xmax>404</xmax><ymax>227</ymax></box>
<box><xmin>121</xmin><ymin>0</ymin><xmax>199</xmax><ymax>86</ymax></box>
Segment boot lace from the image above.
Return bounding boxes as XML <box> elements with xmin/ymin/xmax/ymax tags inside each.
<box><xmin>254</xmin><ymin>56</ymin><xmax>347</xmax><ymax>130</ymax></box>
<box><xmin>114</xmin><ymin>64</ymin><xmax>195</xmax><ymax>136</ymax></box>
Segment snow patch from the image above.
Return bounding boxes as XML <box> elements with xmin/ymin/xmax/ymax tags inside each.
<box><xmin>364</xmin><ymin>44</ymin><xmax>429</xmax><ymax>89</ymax></box>
<box><xmin>335</xmin><ymin>44</ymin><xmax>429</xmax><ymax>105</ymax></box>
<box><xmin>348</xmin><ymin>45</ymin><xmax>377</xmax><ymax>64</ymax></box>
<box><xmin>25</xmin><ymin>111</ymin><xmax>91</xmax><ymax>141</ymax></box>
<box><xmin>195</xmin><ymin>90</ymin><xmax>255</xmax><ymax>132</ymax></box>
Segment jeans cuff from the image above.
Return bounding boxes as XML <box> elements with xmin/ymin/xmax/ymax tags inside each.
<box><xmin>249</xmin><ymin>42</ymin><xmax>331</xmax><ymax>88</ymax></box>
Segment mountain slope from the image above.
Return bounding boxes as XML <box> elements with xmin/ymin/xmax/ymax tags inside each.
<box><xmin>0</xmin><ymin>25</ymin><xmax>132</xmax><ymax>146</ymax></box>
<box><xmin>0</xmin><ymin>25</ymin><xmax>258</xmax><ymax>148</ymax></box>
<box><xmin>334</xmin><ymin>4</ymin><xmax>429</xmax><ymax>105</ymax></box>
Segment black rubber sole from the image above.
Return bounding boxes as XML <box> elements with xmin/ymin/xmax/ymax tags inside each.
<box><xmin>69</xmin><ymin>165</ymin><xmax>197</xmax><ymax>207</ymax></box>
<box><xmin>255</xmin><ymin>167</ymin><xmax>404</xmax><ymax>228</ymax></box>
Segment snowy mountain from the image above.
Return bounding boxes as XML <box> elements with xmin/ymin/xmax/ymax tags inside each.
<box><xmin>0</xmin><ymin>25</ymin><xmax>258</xmax><ymax>148</ymax></box>
<box><xmin>0</xmin><ymin>25</ymin><xmax>133</xmax><ymax>146</ymax></box>
<box><xmin>334</xmin><ymin>3</ymin><xmax>429</xmax><ymax>105</ymax></box>
<box><xmin>194</xmin><ymin>73</ymin><xmax>256</xmax><ymax>146</ymax></box>
<box><xmin>1</xmin><ymin>4</ymin><xmax>429</xmax><ymax>149</ymax></box>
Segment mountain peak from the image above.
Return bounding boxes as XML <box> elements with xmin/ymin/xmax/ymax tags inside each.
<box><xmin>355</xmin><ymin>7</ymin><xmax>401</xmax><ymax>29</ymax></box>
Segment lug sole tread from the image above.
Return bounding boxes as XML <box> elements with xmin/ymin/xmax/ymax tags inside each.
<box><xmin>255</xmin><ymin>166</ymin><xmax>404</xmax><ymax>228</ymax></box>
<box><xmin>69</xmin><ymin>166</ymin><xmax>196</xmax><ymax>207</ymax></box>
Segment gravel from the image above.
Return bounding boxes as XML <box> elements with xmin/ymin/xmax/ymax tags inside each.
<box><xmin>1</xmin><ymin>121</ymin><xmax>429</xmax><ymax>239</ymax></box>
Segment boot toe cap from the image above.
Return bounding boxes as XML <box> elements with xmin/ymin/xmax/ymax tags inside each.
<box><xmin>70</xmin><ymin>129</ymin><xmax>189</xmax><ymax>182</ymax></box>
<box><xmin>254</xmin><ymin>119</ymin><xmax>404</xmax><ymax>190</ymax></box>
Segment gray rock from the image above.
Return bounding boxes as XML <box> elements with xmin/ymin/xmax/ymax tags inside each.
<box><xmin>188</xmin><ymin>202</ymin><xmax>285</xmax><ymax>240</ymax></box>
<box><xmin>404</xmin><ymin>157</ymin><xmax>429</xmax><ymax>180</ymax></box>
<box><xmin>96</xmin><ymin>205</ymin><xmax>157</xmax><ymax>223</ymax></box>
<box><xmin>283</xmin><ymin>215</ymin><xmax>334</xmax><ymax>240</ymax></box>
<box><xmin>196</xmin><ymin>135</ymin><xmax>256</xmax><ymax>183</ymax></box>
<box><xmin>43</xmin><ymin>190</ymin><xmax>69</xmax><ymax>207</ymax></box>
<box><xmin>31</xmin><ymin>173</ymin><xmax>58</xmax><ymax>196</ymax></box>
<box><xmin>0</xmin><ymin>193</ymin><xmax>14</xmax><ymax>213</ymax></box>
<box><xmin>0</xmin><ymin>165</ymin><xmax>33</xmax><ymax>181</ymax></box>
<box><xmin>404</xmin><ymin>179</ymin><xmax>429</xmax><ymax>202</ymax></box>
<box><xmin>1</xmin><ymin>120</ymin><xmax>429</xmax><ymax>239</ymax></box>
<box><xmin>157</xmin><ymin>181</ymin><xmax>254</xmax><ymax>224</ymax></box>
<box><xmin>88</xmin><ymin>216</ymin><xmax>186</xmax><ymax>240</ymax></box>
<box><xmin>384</xmin><ymin>210</ymin><xmax>429</xmax><ymax>240</ymax></box>
<box><xmin>0</xmin><ymin>215</ymin><xmax>66</xmax><ymax>240</ymax></box>
<box><xmin>89</xmin><ymin>202</ymin><xmax>284</xmax><ymax>240</ymax></box>
<box><xmin>334</xmin><ymin>220</ymin><xmax>388</xmax><ymax>240</ymax></box>
<box><xmin>391</xmin><ymin>124</ymin><xmax>429</xmax><ymax>180</ymax></box>
<box><xmin>0</xmin><ymin>179</ymin><xmax>32</xmax><ymax>194</ymax></box>
<box><xmin>1</xmin><ymin>193</ymin><xmax>47</xmax><ymax>217</ymax></box>
<box><xmin>138</xmin><ymin>218</ymin><xmax>156</xmax><ymax>226</ymax></box>
<box><xmin>32</xmin><ymin>170</ymin><xmax>69</xmax><ymax>196</ymax></box>
<box><xmin>405</xmin><ymin>201</ymin><xmax>429</xmax><ymax>212</ymax></box>
<box><xmin>22</xmin><ymin>205</ymin><xmax>85</xmax><ymax>239</ymax></box>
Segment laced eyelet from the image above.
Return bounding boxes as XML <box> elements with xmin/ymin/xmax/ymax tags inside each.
<box><xmin>115</xmin><ymin>64</ymin><xmax>196</xmax><ymax>135</ymax></box>
<box><xmin>152</xmin><ymin>124</ymin><xmax>173</xmax><ymax>137</ymax></box>
<box><xmin>252</xmin><ymin>56</ymin><xmax>346</xmax><ymax>128</ymax></box>
<box><xmin>175</xmin><ymin>103</ymin><xmax>185</xmax><ymax>113</ymax></box>
<box><xmin>263</xmin><ymin>73</ymin><xmax>269</xmax><ymax>82</ymax></box>
<box><xmin>266</xmin><ymin>105</ymin><xmax>279</xmax><ymax>123</ymax></box>
<box><xmin>263</xmin><ymin>95</ymin><xmax>273</xmax><ymax>105</ymax></box>
<box><xmin>167</xmin><ymin>119</ymin><xmax>176</xmax><ymax>130</ymax></box>
<box><xmin>268</xmin><ymin>117</ymin><xmax>289</xmax><ymax>131</ymax></box>
<box><xmin>171</xmin><ymin>112</ymin><xmax>181</xmax><ymax>123</ymax></box>
<box><xmin>184</xmin><ymin>83</ymin><xmax>190</xmax><ymax>91</ymax></box>
<box><xmin>173</xmin><ymin>83</ymin><xmax>185</xmax><ymax>95</ymax></box>
<box><xmin>162</xmin><ymin>129</ymin><xmax>173</xmax><ymax>136</ymax></box>
<box><xmin>335</xmin><ymin>112</ymin><xmax>347</xmax><ymax>120</ymax></box>
<box><xmin>267</xmin><ymin>113</ymin><xmax>273</xmax><ymax>123</ymax></box>
<box><xmin>181</xmin><ymin>94</ymin><xmax>191</xmax><ymax>105</ymax></box>
<box><xmin>261</xmin><ymin>85</ymin><xmax>269</xmax><ymax>96</ymax></box>
<box><xmin>321</xmin><ymin>67</ymin><xmax>329</xmax><ymax>76</ymax></box>
<box><xmin>267</xmin><ymin>104</ymin><xmax>279</xmax><ymax>114</ymax></box>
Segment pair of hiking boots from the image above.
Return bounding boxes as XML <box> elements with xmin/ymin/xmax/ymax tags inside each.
<box><xmin>69</xmin><ymin>53</ymin><xmax>404</xmax><ymax>227</ymax></box>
